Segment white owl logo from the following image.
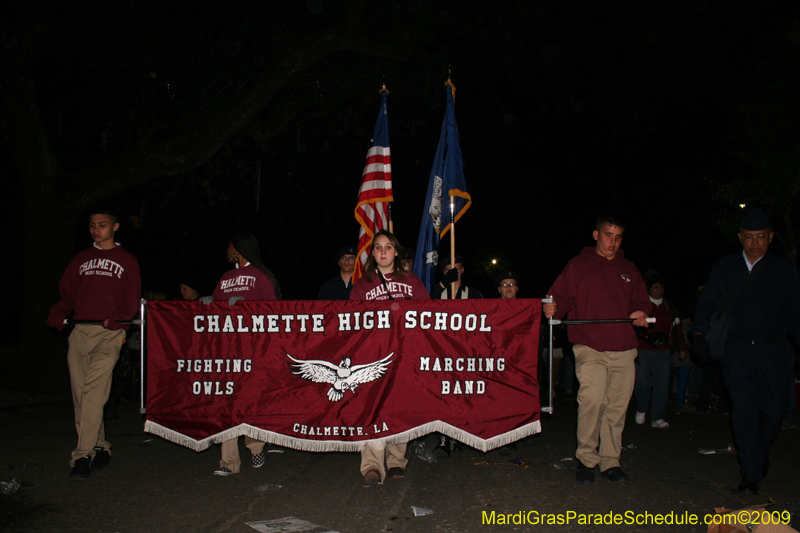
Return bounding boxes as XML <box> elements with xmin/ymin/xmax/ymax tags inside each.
<box><xmin>287</xmin><ymin>353</ymin><xmax>394</xmax><ymax>402</ymax></box>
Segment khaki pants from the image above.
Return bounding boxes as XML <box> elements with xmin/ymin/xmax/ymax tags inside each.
<box><xmin>67</xmin><ymin>324</ymin><xmax>125</xmax><ymax>466</ymax></box>
<box><xmin>220</xmin><ymin>437</ymin><xmax>266</xmax><ymax>473</ymax></box>
<box><xmin>573</xmin><ymin>345</ymin><xmax>637</xmax><ymax>472</ymax></box>
<box><xmin>360</xmin><ymin>443</ymin><xmax>408</xmax><ymax>481</ymax></box>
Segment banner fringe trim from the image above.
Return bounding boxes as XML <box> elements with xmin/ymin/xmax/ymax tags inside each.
<box><xmin>143</xmin><ymin>419</ymin><xmax>541</xmax><ymax>454</ymax></box>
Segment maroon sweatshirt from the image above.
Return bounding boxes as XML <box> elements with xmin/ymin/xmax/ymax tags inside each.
<box><xmin>212</xmin><ymin>264</ymin><xmax>276</xmax><ymax>301</ymax></box>
<box><xmin>48</xmin><ymin>244</ymin><xmax>141</xmax><ymax>329</ymax></box>
<box><xmin>548</xmin><ymin>247</ymin><xmax>651</xmax><ymax>352</ymax></box>
<box><xmin>349</xmin><ymin>271</ymin><xmax>430</xmax><ymax>301</ymax></box>
<box><xmin>637</xmin><ymin>299</ymin><xmax>690</xmax><ymax>353</ymax></box>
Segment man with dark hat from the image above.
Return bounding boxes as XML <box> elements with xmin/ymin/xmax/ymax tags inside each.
<box><xmin>495</xmin><ymin>270</ymin><xmax>520</xmax><ymax>299</ymax></box>
<box><xmin>402</xmin><ymin>249</ymin><xmax>415</xmax><ymax>272</ymax></box>
<box><xmin>431</xmin><ymin>255</ymin><xmax>483</xmax><ymax>299</ymax></box>
<box><xmin>318</xmin><ymin>246</ymin><xmax>357</xmax><ymax>300</ymax></box>
<box><xmin>692</xmin><ymin>207</ymin><xmax>800</xmax><ymax>495</ymax></box>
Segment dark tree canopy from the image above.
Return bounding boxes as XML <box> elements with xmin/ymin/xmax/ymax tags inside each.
<box><xmin>3</xmin><ymin>0</ymin><xmax>800</xmax><ymax>390</ymax></box>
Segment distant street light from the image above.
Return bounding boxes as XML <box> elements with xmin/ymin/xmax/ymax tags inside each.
<box><xmin>492</xmin><ymin>259</ymin><xmax>497</xmax><ymax>265</ymax></box>
<box><xmin>739</xmin><ymin>203</ymin><xmax>746</xmax><ymax>208</ymax></box>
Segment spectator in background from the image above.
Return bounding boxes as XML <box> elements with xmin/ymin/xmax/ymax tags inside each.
<box><xmin>432</xmin><ymin>255</ymin><xmax>483</xmax><ymax>299</ymax></box>
<box><xmin>402</xmin><ymin>248</ymin><xmax>415</xmax><ymax>272</ymax></box>
<box><xmin>318</xmin><ymin>246</ymin><xmax>356</xmax><ymax>300</ymax></box>
<box><xmin>633</xmin><ymin>270</ymin><xmax>689</xmax><ymax>429</ymax></box>
<box><xmin>495</xmin><ymin>271</ymin><xmax>520</xmax><ymax>299</ymax></box>
<box><xmin>674</xmin><ymin>312</ymin><xmax>694</xmax><ymax>409</ymax></box>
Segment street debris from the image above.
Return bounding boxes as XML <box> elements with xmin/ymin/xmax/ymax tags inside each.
<box><xmin>412</xmin><ymin>506</ymin><xmax>434</xmax><ymax>517</ymax></box>
<box><xmin>699</xmin><ymin>443</ymin><xmax>735</xmax><ymax>455</ymax></box>
<box><xmin>245</xmin><ymin>516</ymin><xmax>338</xmax><ymax>533</ymax></box>
<box><xmin>708</xmin><ymin>499</ymin><xmax>797</xmax><ymax>533</ymax></box>
<box><xmin>8</xmin><ymin>463</ymin><xmax>41</xmax><ymax>470</ymax></box>
<box><xmin>0</xmin><ymin>478</ymin><xmax>21</xmax><ymax>495</ymax></box>
<box><xmin>411</xmin><ymin>441</ymin><xmax>437</xmax><ymax>464</ymax></box>
<box><xmin>474</xmin><ymin>458</ymin><xmax>531</xmax><ymax>470</ymax></box>
<box><xmin>253</xmin><ymin>481</ymin><xmax>284</xmax><ymax>492</ymax></box>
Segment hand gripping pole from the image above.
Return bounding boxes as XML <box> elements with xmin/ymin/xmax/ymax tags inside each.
<box><xmin>63</xmin><ymin>319</ymin><xmax>143</xmax><ymax>325</ymax></box>
<box><xmin>540</xmin><ymin>300</ymin><xmax>655</xmax><ymax>415</ymax></box>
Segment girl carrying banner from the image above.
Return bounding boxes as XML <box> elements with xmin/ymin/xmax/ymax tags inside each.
<box><xmin>349</xmin><ymin>230</ymin><xmax>429</xmax><ymax>486</ymax></box>
<box><xmin>205</xmin><ymin>231</ymin><xmax>281</xmax><ymax>476</ymax></box>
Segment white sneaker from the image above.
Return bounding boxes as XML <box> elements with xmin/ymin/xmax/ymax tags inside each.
<box><xmin>651</xmin><ymin>419</ymin><xmax>670</xmax><ymax>429</ymax></box>
<box><xmin>635</xmin><ymin>412</ymin><xmax>646</xmax><ymax>425</ymax></box>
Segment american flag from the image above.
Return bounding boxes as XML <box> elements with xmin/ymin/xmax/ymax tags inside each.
<box><xmin>353</xmin><ymin>87</ymin><xmax>393</xmax><ymax>283</ymax></box>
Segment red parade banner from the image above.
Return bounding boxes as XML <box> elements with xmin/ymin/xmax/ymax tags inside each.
<box><xmin>144</xmin><ymin>299</ymin><xmax>541</xmax><ymax>452</ymax></box>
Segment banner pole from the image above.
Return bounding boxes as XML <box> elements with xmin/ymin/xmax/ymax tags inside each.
<box><xmin>139</xmin><ymin>299</ymin><xmax>146</xmax><ymax>414</ymax></box>
<box><xmin>64</xmin><ymin>319</ymin><xmax>142</xmax><ymax>325</ymax></box>
<box><xmin>549</xmin><ymin>317</ymin><xmax>656</xmax><ymax>325</ymax></box>
<box><xmin>449</xmin><ymin>194</ymin><xmax>456</xmax><ymax>299</ymax></box>
<box><xmin>541</xmin><ymin>297</ymin><xmax>555</xmax><ymax>415</ymax></box>
<box><xmin>388</xmin><ymin>201</ymin><xmax>394</xmax><ymax>234</ymax></box>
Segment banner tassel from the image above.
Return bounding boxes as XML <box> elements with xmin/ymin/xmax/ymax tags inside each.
<box><xmin>144</xmin><ymin>420</ymin><xmax>541</xmax><ymax>454</ymax></box>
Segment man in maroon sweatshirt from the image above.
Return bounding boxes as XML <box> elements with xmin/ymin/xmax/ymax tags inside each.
<box><xmin>543</xmin><ymin>215</ymin><xmax>650</xmax><ymax>484</ymax></box>
<box><xmin>48</xmin><ymin>209</ymin><xmax>141</xmax><ymax>480</ymax></box>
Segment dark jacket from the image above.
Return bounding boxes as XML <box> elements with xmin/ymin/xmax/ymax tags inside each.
<box><xmin>691</xmin><ymin>252</ymin><xmax>800</xmax><ymax>347</ymax></box>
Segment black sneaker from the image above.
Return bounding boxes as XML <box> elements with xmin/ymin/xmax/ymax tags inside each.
<box><xmin>70</xmin><ymin>456</ymin><xmax>93</xmax><ymax>480</ymax></box>
<box><xmin>738</xmin><ymin>478</ymin><xmax>760</xmax><ymax>495</ymax></box>
<box><xmin>92</xmin><ymin>447</ymin><xmax>111</xmax><ymax>470</ymax></box>
<box><xmin>576</xmin><ymin>461</ymin><xmax>595</xmax><ymax>483</ymax></box>
<box><xmin>600</xmin><ymin>467</ymin><xmax>628</xmax><ymax>482</ymax></box>
<box><xmin>251</xmin><ymin>451</ymin><xmax>265</xmax><ymax>469</ymax></box>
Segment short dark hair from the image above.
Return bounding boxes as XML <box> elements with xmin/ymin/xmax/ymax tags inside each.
<box><xmin>90</xmin><ymin>207</ymin><xmax>119</xmax><ymax>224</ymax></box>
<box><xmin>230</xmin><ymin>231</ymin><xmax>282</xmax><ymax>300</ymax></box>
<box><xmin>643</xmin><ymin>269</ymin><xmax>664</xmax><ymax>291</ymax></box>
<box><xmin>596</xmin><ymin>214</ymin><xmax>625</xmax><ymax>231</ymax></box>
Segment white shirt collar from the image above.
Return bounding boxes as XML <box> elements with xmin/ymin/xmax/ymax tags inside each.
<box><xmin>742</xmin><ymin>250</ymin><xmax>763</xmax><ymax>272</ymax></box>
<box><xmin>649</xmin><ymin>296</ymin><xmax>663</xmax><ymax>306</ymax></box>
<box><xmin>234</xmin><ymin>262</ymin><xmax>251</xmax><ymax>269</ymax></box>
<box><xmin>93</xmin><ymin>242</ymin><xmax>120</xmax><ymax>250</ymax></box>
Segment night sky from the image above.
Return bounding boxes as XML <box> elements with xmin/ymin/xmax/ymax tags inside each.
<box><xmin>4</xmin><ymin>1</ymin><xmax>799</xmax><ymax>346</ymax></box>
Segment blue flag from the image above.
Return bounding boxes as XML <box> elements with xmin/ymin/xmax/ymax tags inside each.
<box><xmin>413</xmin><ymin>80</ymin><xmax>472</xmax><ymax>292</ymax></box>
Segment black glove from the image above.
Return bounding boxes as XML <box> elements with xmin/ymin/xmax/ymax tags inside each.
<box><xmin>442</xmin><ymin>268</ymin><xmax>459</xmax><ymax>285</ymax></box>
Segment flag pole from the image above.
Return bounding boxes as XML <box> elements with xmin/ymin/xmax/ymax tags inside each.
<box><xmin>447</xmin><ymin>75</ymin><xmax>457</xmax><ymax>300</ymax></box>
<box><xmin>381</xmin><ymin>82</ymin><xmax>394</xmax><ymax>236</ymax></box>
<box><xmin>450</xmin><ymin>194</ymin><xmax>456</xmax><ymax>299</ymax></box>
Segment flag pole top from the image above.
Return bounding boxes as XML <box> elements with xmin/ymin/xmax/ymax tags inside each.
<box><xmin>445</xmin><ymin>79</ymin><xmax>456</xmax><ymax>102</ymax></box>
<box><xmin>379</xmin><ymin>83</ymin><xmax>389</xmax><ymax>96</ymax></box>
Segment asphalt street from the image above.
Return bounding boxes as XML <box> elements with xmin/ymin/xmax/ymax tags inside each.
<box><xmin>2</xmin><ymin>391</ymin><xmax>798</xmax><ymax>533</ymax></box>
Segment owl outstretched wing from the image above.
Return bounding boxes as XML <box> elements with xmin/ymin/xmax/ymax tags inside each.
<box><xmin>345</xmin><ymin>353</ymin><xmax>394</xmax><ymax>387</ymax></box>
<box><xmin>287</xmin><ymin>354</ymin><xmax>339</xmax><ymax>384</ymax></box>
